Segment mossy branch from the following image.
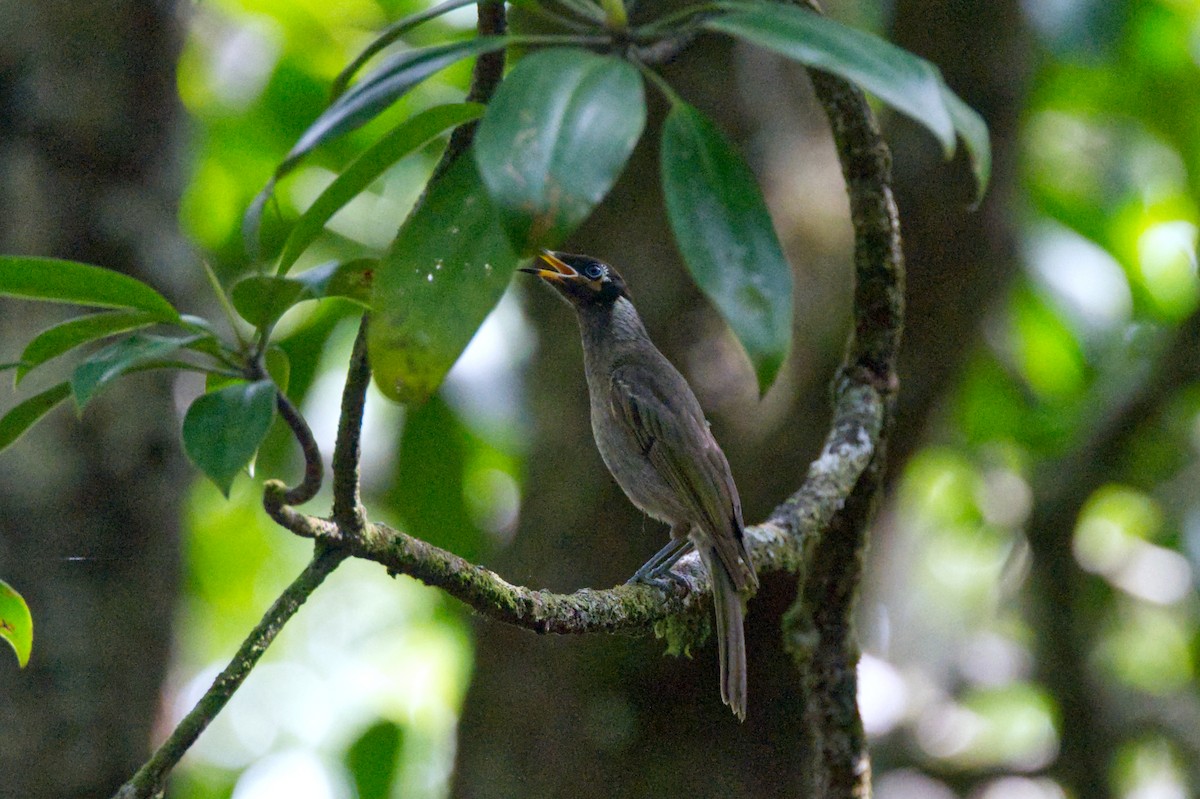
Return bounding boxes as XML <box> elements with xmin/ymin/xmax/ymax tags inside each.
<box><xmin>112</xmin><ymin>0</ymin><xmax>907</xmax><ymax>793</ymax></box>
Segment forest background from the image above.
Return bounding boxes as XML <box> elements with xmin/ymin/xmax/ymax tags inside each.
<box><xmin>1</xmin><ymin>1</ymin><xmax>1199</xmax><ymax>798</ymax></box>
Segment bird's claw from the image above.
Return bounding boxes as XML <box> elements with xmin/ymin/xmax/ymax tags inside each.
<box><xmin>626</xmin><ymin>567</ymin><xmax>689</xmax><ymax>592</ymax></box>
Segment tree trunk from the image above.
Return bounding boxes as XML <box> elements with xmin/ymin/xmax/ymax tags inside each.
<box><xmin>452</xmin><ymin>36</ymin><xmax>842</xmax><ymax>799</ymax></box>
<box><xmin>0</xmin><ymin>2</ymin><xmax>190</xmax><ymax>796</ymax></box>
<box><xmin>452</xmin><ymin>1</ymin><xmax>1033</xmax><ymax>795</ymax></box>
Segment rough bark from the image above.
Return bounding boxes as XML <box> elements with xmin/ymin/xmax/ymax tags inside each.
<box><xmin>0</xmin><ymin>2</ymin><xmax>190</xmax><ymax>797</ymax></box>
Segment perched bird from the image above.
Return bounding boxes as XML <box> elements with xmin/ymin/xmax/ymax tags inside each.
<box><xmin>521</xmin><ymin>250</ymin><xmax>759</xmax><ymax>720</ymax></box>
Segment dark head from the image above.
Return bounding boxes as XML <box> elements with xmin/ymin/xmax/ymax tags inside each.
<box><xmin>519</xmin><ymin>251</ymin><xmax>630</xmax><ymax>310</ymax></box>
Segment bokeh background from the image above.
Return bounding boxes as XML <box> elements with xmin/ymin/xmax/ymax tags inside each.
<box><xmin>1</xmin><ymin>0</ymin><xmax>1199</xmax><ymax>797</ymax></box>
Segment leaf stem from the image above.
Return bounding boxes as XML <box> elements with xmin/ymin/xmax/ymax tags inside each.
<box><xmin>633</xmin><ymin>2</ymin><xmax>723</xmax><ymax>36</ymax></box>
<box><xmin>273</xmin><ymin>390</ymin><xmax>324</xmax><ymax>506</ymax></box>
<box><xmin>199</xmin><ymin>260</ymin><xmax>249</xmax><ymax>353</ymax></box>
<box><xmin>634</xmin><ymin>61</ymin><xmax>684</xmax><ymax>106</ymax></box>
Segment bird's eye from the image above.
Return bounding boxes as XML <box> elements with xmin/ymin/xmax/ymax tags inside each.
<box><xmin>583</xmin><ymin>264</ymin><xmax>605</xmax><ymax>280</ymax></box>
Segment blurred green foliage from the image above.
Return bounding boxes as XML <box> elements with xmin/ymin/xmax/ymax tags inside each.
<box><xmin>169</xmin><ymin>1</ymin><xmax>514</xmax><ymax>796</ymax></box>
<box><xmin>163</xmin><ymin>0</ymin><xmax>1200</xmax><ymax>796</ymax></box>
<box><xmin>882</xmin><ymin>1</ymin><xmax>1200</xmax><ymax>796</ymax></box>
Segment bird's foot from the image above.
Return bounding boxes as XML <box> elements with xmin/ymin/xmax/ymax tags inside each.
<box><xmin>626</xmin><ymin>566</ymin><xmax>689</xmax><ymax>592</ymax></box>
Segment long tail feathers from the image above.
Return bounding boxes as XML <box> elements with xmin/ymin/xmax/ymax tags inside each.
<box><xmin>705</xmin><ymin>549</ymin><xmax>748</xmax><ymax>721</ymax></box>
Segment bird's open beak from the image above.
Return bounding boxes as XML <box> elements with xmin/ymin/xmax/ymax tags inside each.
<box><xmin>518</xmin><ymin>250</ymin><xmax>579</xmax><ymax>281</ymax></box>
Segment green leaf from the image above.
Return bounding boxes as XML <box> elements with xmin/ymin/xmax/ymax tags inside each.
<box><xmin>16</xmin><ymin>311</ymin><xmax>160</xmax><ymax>384</ymax></box>
<box><xmin>245</xmin><ymin>40</ymin><xmax>505</xmax><ymax>255</ymax></box>
<box><xmin>660</xmin><ymin>102</ymin><xmax>792</xmax><ymax>392</ymax></box>
<box><xmin>231</xmin><ymin>276</ymin><xmax>309</xmax><ymax>330</ymax></box>
<box><xmin>277</xmin><ymin>103</ymin><xmax>484</xmax><ymax>276</ymax></box>
<box><xmin>369</xmin><ymin>152</ymin><xmax>517</xmax><ymax>404</ymax></box>
<box><xmin>291</xmin><ymin>259</ymin><xmax>376</xmax><ymax>305</ymax></box>
<box><xmin>281</xmin><ymin>38</ymin><xmax>505</xmax><ymax>179</ymax></box>
<box><xmin>390</xmin><ymin>395</ymin><xmax>486</xmax><ymax>560</ymax></box>
<box><xmin>265</xmin><ymin>347</ymin><xmax>291</xmax><ymax>394</ymax></box>
<box><xmin>331</xmin><ymin>0</ymin><xmax>482</xmax><ymax>98</ymax></box>
<box><xmin>708</xmin><ymin>2</ymin><xmax>992</xmax><ymax>198</ymax></box>
<box><xmin>345</xmin><ymin>720</ymin><xmax>405</xmax><ymax>799</ymax></box>
<box><xmin>0</xmin><ymin>382</ymin><xmax>70</xmax><ymax>454</ymax></box>
<box><xmin>708</xmin><ymin>5</ymin><xmax>951</xmax><ymax>146</ymax></box>
<box><xmin>0</xmin><ymin>257</ymin><xmax>179</xmax><ymax>320</ymax></box>
<box><xmin>71</xmin><ymin>334</ymin><xmax>200</xmax><ymax>411</ymax></box>
<box><xmin>474</xmin><ymin>49</ymin><xmax>646</xmax><ymax>253</ymax></box>
<box><xmin>941</xmin><ymin>83</ymin><xmax>991</xmax><ymax>204</ymax></box>
<box><xmin>182</xmin><ymin>380</ymin><xmax>278</xmax><ymax>496</ymax></box>
<box><xmin>0</xmin><ymin>578</ymin><xmax>33</xmax><ymax>668</ymax></box>
<box><xmin>231</xmin><ymin>260</ymin><xmax>376</xmax><ymax>331</ymax></box>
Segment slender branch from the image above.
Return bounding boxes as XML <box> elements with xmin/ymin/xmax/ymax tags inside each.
<box><xmin>273</xmin><ymin>391</ymin><xmax>323</xmax><ymax>506</ymax></box>
<box><xmin>781</xmin><ymin>3</ymin><xmax>906</xmax><ymax>793</ymax></box>
<box><xmin>272</xmin><ymin>381</ymin><xmax>883</xmax><ymax>633</ymax></box>
<box><xmin>430</xmin><ymin>0</ymin><xmax>507</xmax><ymax>183</ymax></box>
<box><xmin>331</xmin><ymin>316</ymin><xmax>371</xmax><ymax>531</ymax></box>
<box><xmin>112</xmin><ymin>545</ymin><xmax>348</xmax><ymax>799</ymax></box>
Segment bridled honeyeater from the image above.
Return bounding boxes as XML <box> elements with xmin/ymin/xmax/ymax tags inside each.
<box><xmin>521</xmin><ymin>251</ymin><xmax>759</xmax><ymax>720</ymax></box>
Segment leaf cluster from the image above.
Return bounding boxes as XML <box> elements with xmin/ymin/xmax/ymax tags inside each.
<box><xmin>0</xmin><ymin>0</ymin><xmax>986</xmax><ymax>692</ymax></box>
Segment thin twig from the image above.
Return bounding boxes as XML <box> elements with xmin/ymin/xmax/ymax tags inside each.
<box><xmin>273</xmin><ymin>391</ymin><xmax>323</xmax><ymax>506</ymax></box>
<box><xmin>430</xmin><ymin>0</ymin><xmax>508</xmax><ymax>184</ymax></box>
<box><xmin>331</xmin><ymin>316</ymin><xmax>371</xmax><ymax>531</ymax></box>
<box><xmin>111</xmin><ymin>545</ymin><xmax>348</xmax><ymax>799</ymax></box>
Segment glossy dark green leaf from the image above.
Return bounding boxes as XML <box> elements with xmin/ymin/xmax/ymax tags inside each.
<box><xmin>0</xmin><ymin>257</ymin><xmax>179</xmax><ymax>320</ymax></box>
<box><xmin>707</xmin><ymin>2</ymin><xmax>990</xmax><ymax>199</ymax></box>
<box><xmin>941</xmin><ymin>83</ymin><xmax>991</xmax><ymax>204</ymax></box>
<box><xmin>474</xmin><ymin>49</ymin><xmax>646</xmax><ymax>253</ymax></box>
<box><xmin>708</xmin><ymin>4</ymin><xmax>951</xmax><ymax>144</ymax></box>
<box><xmin>182</xmin><ymin>380</ymin><xmax>277</xmax><ymax>496</ymax></box>
<box><xmin>231</xmin><ymin>276</ymin><xmax>308</xmax><ymax>330</ymax></box>
<box><xmin>16</xmin><ymin>311</ymin><xmax>160</xmax><ymax>385</ymax></box>
<box><xmin>245</xmin><ymin>40</ymin><xmax>504</xmax><ymax>255</ymax></box>
<box><xmin>369</xmin><ymin>153</ymin><xmax>517</xmax><ymax>404</ymax></box>
<box><xmin>660</xmin><ymin>102</ymin><xmax>792</xmax><ymax>392</ymax></box>
<box><xmin>0</xmin><ymin>578</ymin><xmax>32</xmax><ymax>668</ymax></box>
<box><xmin>331</xmin><ymin>0</ymin><xmax>481</xmax><ymax>98</ymax></box>
<box><xmin>70</xmin><ymin>334</ymin><xmax>200</xmax><ymax>411</ymax></box>
<box><xmin>0</xmin><ymin>382</ymin><xmax>70</xmax><ymax>454</ymax></box>
<box><xmin>277</xmin><ymin>103</ymin><xmax>484</xmax><ymax>276</ymax></box>
<box><xmin>282</xmin><ymin>38</ymin><xmax>505</xmax><ymax>179</ymax></box>
<box><xmin>291</xmin><ymin>259</ymin><xmax>376</xmax><ymax>305</ymax></box>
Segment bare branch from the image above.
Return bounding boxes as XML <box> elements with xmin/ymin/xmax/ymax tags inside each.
<box><xmin>430</xmin><ymin>0</ymin><xmax>507</xmax><ymax>183</ymax></box>
<box><xmin>273</xmin><ymin>391</ymin><xmax>324</xmax><ymax>506</ymax></box>
<box><xmin>331</xmin><ymin>317</ymin><xmax>371</xmax><ymax>531</ymax></box>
